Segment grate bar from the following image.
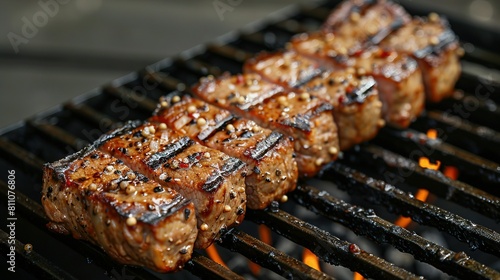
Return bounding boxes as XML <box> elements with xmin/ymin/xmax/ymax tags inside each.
<box><xmin>64</xmin><ymin>102</ymin><xmax>118</xmax><ymax>129</ymax></box>
<box><xmin>26</xmin><ymin>119</ymin><xmax>88</xmax><ymax>151</ymax></box>
<box><xmin>354</xmin><ymin>144</ymin><xmax>500</xmax><ymax>220</ymax></box>
<box><xmin>375</xmin><ymin>127</ymin><xmax>500</xmax><ymax>193</ymax></box>
<box><xmin>206</xmin><ymin>44</ymin><xmax>254</xmax><ymax>64</ymax></box>
<box><xmin>185</xmin><ymin>252</ymin><xmax>244</xmax><ymax>280</ymax></box>
<box><xmin>103</xmin><ymin>85</ymin><xmax>158</xmax><ymax>113</ymax></box>
<box><xmin>174</xmin><ymin>58</ymin><xmax>223</xmax><ymax>77</ymax></box>
<box><xmin>291</xmin><ymin>185</ymin><xmax>500</xmax><ymax>280</ymax></box>
<box><xmin>247</xmin><ymin>209</ymin><xmax>422</xmax><ymax>280</ymax></box>
<box><xmin>409</xmin><ymin>111</ymin><xmax>500</xmax><ymax>163</ymax></box>
<box><xmin>142</xmin><ymin>70</ymin><xmax>188</xmax><ymax>94</ymax></box>
<box><xmin>0</xmin><ymin>137</ymin><xmax>45</xmax><ymax>172</ymax></box>
<box><xmin>320</xmin><ymin>162</ymin><xmax>500</xmax><ymax>257</ymax></box>
<box><xmin>0</xmin><ymin>229</ymin><xmax>78</xmax><ymax>280</ymax></box>
<box><xmin>219</xmin><ymin>229</ymin><xmax>334</xmax><ymax>280</ymax></box>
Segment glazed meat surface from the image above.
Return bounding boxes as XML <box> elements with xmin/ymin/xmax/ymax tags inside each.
<box><xmin>322</xmin><ymin>0</ymin><xmax>410</xmax><ymax>45</ymax></box>
<box><xmin>291</xmin><ymin>33</ymin><xmax>425</xmax><ymax>128</ymax></box>
<box><xmin>152</xmin><ymin>95</ymin><xmax>298</xmax><ymax>209</ymax></box>
<box><xmin>42</xmin><ymin>148</ymin><xmax>197</xmax><ymax>272</ymax></box>
<box><xmin>302</xmin><ymin>70</ymin><xmax>384</xmax><ymax>150</ymax></box>
<box><xmin>192</xmin><ymin>73</ymin><xmax>339</xmax><ymax>177</ymax></box>
<box><xmin>381</xmin><ymin>16</ymin><xmax>461</xmax><ymax>102</ymax></box>
<box><xmin>98</xmin><ymin>121</ymin><xmax>246</xmax><ymax>249</ymax></box>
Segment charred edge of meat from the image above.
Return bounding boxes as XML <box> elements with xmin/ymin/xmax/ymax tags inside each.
<box><xmin>220</xmin><ymin>157</ymin><xmax>245</xmax><ymax>177</ymax></box>
<box><xmin>47</xmin><ymin>121</ymin><xmax>142</xmax><ymax>179</ymax></box>
<box><xmin>95</xmin><ymin>120</ymin><xmax>143</xmax><ymax>147</ymax></box>
<box><xmin>198</xmin><ymin>115</ymin><xmax>235</xmax><ymax>141</ymax></box>
<box><xmin>147</xmin><ymin>137</ymin><xmax>195</xmax><ymax>169</ymax></box>
<box><xmin>279</xmin><ymin>102</ymin><xmax>334</xmax><ymax>132</ymax></box>
<box><xmin>202</xmin><ymin>173</ymin><xmax>225</xmax><ymax>193</ymax></box>
<box><xmin>366</xmin><ymin>18</ymin><xmax>406</xmax><ymax>46</ymax></box>
<box><xmin>290</xmin><ymin>68</ymin><xmax>324</xmax><ymax>88</ymax></box>
<box><xmin>239</xmin><ymin>86</ymin><xmax>284</xmax><ymax>111</ymax></box>
<box><xmin>414</xmin><ymin>29</ymin><xmax>458</xmax><ymax>58</ymax></box>
<box><xmin>283</xmin><ymin>102</ymin><xmax>335</xmax><ymax>132</ymax></box>
<box><xmin>350</xmin><ymin>0</ymin><xmax>377</xmax><ymax>15</ymax></box>
<box><xmin>345</xmin><ymin>77</ymin><xmax>377</xmax><ymax>104</ymax></box>
<box><xmin>108</xmin><ymin>193</ymin><xmax>192</xmax><ymax>225</ymax></box>
<box><xmin>250</xmin><ymin>131</ymin><xmax>284</xmax><ymax>160</ymax></box>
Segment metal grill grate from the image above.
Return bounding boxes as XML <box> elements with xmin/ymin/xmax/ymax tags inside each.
<box><xmin>1</xmin><ymin>1</ymin><xmax>500</xmax><ymax>279</ymax></box>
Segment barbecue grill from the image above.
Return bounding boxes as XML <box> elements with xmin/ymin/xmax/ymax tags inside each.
<box><xmin>1</xmin><ymin>1</ymin><xmax>499</xmax><ymax>279</ymax></box>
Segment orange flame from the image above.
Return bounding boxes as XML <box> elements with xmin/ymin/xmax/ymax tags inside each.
<box><xmin>354</xmin><ymin>272</ymin><xmax>364</xmax><ymax>280</ymax></box>
<box><xmin>302</xmin><ymin>248</ymin><xmax>321</xmax><ymax>271</ymax></box>
<box><xmin>249</xmin><ymin>225</ymin><xmax>273</xmax><ymax>276</ymax></box>
<box><xmin>395</xmin><ymin>128</ymin><xmax>437</xmax><ymax>229</ymax></box>
<box><xmin>206</xmin><ymin>244</ymin><xmax>228</xmax><ymax>268</ymax></box>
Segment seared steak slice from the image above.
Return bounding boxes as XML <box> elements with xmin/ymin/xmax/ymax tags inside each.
<box><xmin>303</xmin><ymin>70</ymin><xmax>384</xmax><ymax>150</ymax></box>
<box><xmin>245</xmin><ymin>50</ymin><xmax>384</xmax><ymax>150</ymax></box>
<box><xmin>192</xmin><ymin>73</ymin><xmax>338</xmax><ymax>177</ymax></box>
<box><xmin>291</xmin><ymin>33</ymin><xmax>425</xmax><ymax>128</ymax></box>
<box><xmin>42</xmin><ymin>148</ymin><xmax>197</xmax><ymax>272</ymax></box>
<box><xmin>152</xmin><ymin>95</ymin><xmax>298</xmax><ymax>209</ymax></box>
<box><xmin>381</xmin><ymin>16</ymin><xmax>461</xmax><ymax>102</ymax></box>
<box><xmin>98</xmin><ymin>121</ymin><xmax>246</xmax><ymax>249</ymax></box>
<box><xmin>322</xmin><ymin>0</ymin><xmax>410</xmax><ymax>45</ymax></box>
<box><xmin>244</xmin><ymin>51</ymin><xmax>324</xmax><ymax>88</ymax></box>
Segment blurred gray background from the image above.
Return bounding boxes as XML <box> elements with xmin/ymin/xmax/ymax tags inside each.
<box><xmin>1</xmin><ymin>0</ymin><xmax>499</xmax><ymax>129</ymax></box>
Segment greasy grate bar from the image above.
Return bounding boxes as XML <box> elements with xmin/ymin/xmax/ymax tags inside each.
<box><xmin>247</xmin><ymin>209</ymin><xmax>421</xmax><ymax>280</ymax></box>
<box><xmin>354</xmin><ymin>144</ymin><xmax>500</xmax><ymax>220</ymax></box>
<box><xmin>290</xmin><ymin>185</ymin><xmax>500</xmax><ymax>280</ymax></box>
<box><xmin>319</xmin><ymin>163</ymin><xmax>500</xmax><ymax>257</ymax></box>
<box><xmin>0</xmin><ymin>229</ymin><xmax>77</xmax><ymax>280</ymax></box>
<box><xmin>218</xmin><ymin>229</ymin><xmax>335</xmax><ymax>280</ymax></box>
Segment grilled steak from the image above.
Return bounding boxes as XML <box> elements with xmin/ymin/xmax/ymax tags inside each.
<box><xmin>245</xmin><ymin>50</ymin><xmax>384</xmax><ymax>150</ymax></box>
<box><xmin>192</xmin><ymin>73</ymin><xmax>339</xmax><ymax>177</ymax></box>
<box><xmin>244</xmin><ymin>51</ymin><xmax>325</xmax><ymax>88</ymax></box>
<box><xmin>151</xmin><ymin>95</ymin><xmax>298</xmax><ymax>209</ymax></box>
<box><xmin>291</xmin><ymin>33</ymin><xmax>425</xmax><ymax>128</ymax></box>
<box><xmin>98</xmin><ymin>121</ymin><xmax>246</xmax><ymax>248</ymax></box>
<box><xmin>380</xmin><ymin>15</ymin><xmax>462</xmax><ymax>102</ymax></box>
<box><xmin>42</xmin><ymin>148</ymin><xmax>197</xmax><ymax>272</ymax></box>
<box><xmin>322</xmin><ymin>0</ymin><xmax>410</xmax><ymax>45</ymax></box>
<box><xmin>302</xmin><ymin>70</ymin><xmax>384</xmax><ymax>150</ymax></box>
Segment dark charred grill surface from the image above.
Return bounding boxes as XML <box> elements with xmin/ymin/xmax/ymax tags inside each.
<box><xmin>1</xmin><ymin>1</ymin><xmax>500</xmax><ymax>279</ymax></box>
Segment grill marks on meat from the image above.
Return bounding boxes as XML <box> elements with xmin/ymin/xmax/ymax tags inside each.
<box><xmin>42</xmin><ymin>149</ymin><xmax>197</xmax><ymax>272</ymax></box>
<box><xmin>322</xmin><ymin>0</ymin><xmax>411</xmax><ymax>45</ymax></box>
<box><xmin>98</xmin><ymin>121</ymin><xmax>246</xmax><ymax>248</ymax></box>
<box><xmin>380</xmin><ymin>16</ymin><xmax>462</xmax><ymax>102</ymax></box>
<box><xmin>303</xmin><ymin>70</ymin><xmax>384</xmax><ymax>150</ymax></box>
<box><xmin>193</xmin><ymin>73</ymin><xmax>338</xmax><ymax>177</ymax></box>
<box><xmin>152</xmin><ymin>95</ymin><xmax>298</xmax><ymax>209</ymax></box>
<box><xmin>245</xmin><ymin>50</ymin><xmax>384</xmax><ymax>150</ymax></box>
<box><xmin>244</xmin><ymin>51</ymin><xmax>325</xmax><ymax>88</ymax></box>
<box><xmin>291</xmin><ymin>33</ymin><xmax>425</xmax><ymax>128</ymax></box>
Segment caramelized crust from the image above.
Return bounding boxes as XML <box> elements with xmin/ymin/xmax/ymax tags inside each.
<box><xmin>193</xmin><ymin>73</ymin><xmax>339</xmax><ymax>177</ymax></box>
<box><xmin>98</xmin><ymin>121</ymin><xmax>246</xmax><ymax>248</ymax></box>
<box><xmin>152</xmin><ymin>95</ymin><xmax>298</xmax><ymax>209</ymax></box>
<box><xmin>42</xmin><ymin>149</ymin><xmax>197</xmax><ymax>272</ymax></box>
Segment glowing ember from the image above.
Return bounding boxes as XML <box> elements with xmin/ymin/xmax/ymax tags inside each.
<box><xmin>444</xmin><ymin>166</ymin><xmax>459</xmax><ymax>180</ymax></box>
<box><xmin>418</xmin><ymin>157</ymin><xmax>441</xmax><ymax>170</ymax></box>
<box><xmin>354</xmin><ymin>272</ymin><xmax>365</xmax><ymax>280</ymax></box>
<box><xmin>426</xmin><ymin>128</ymin><xmax>438</xmax><ymax>139</ymax></box>
<box><xmin>206</xmin><ymin>244</ymin><xmax>227</xmax><ymax>268</ymax></box>
<box><xmin>302</xmin><ymin>248</ymin><xmax>321</xmax><ymax>271</ymax></box>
